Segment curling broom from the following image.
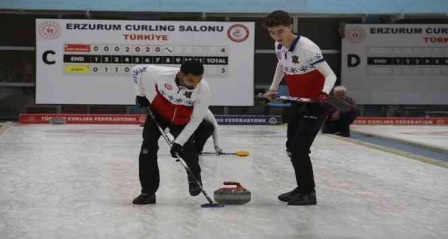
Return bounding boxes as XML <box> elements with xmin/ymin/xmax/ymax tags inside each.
<box><xmin>202</xmin><ymin>150</ymin><xmax>249</xmax><ymax>157</ymax></box>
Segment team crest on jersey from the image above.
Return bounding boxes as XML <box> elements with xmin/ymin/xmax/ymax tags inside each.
<box><xmin>164</xmin><ymin>83</ymin><xmax>172</xmax><ymax>90</ymax></box>
<box><xmin>184</xmin><ymin>91</ymin><xmax>192</xmax><ymax>99</ymax></box>
<box><xmin>292</xmin><ymin>55</ymin><xmax>300</xmax><ymax>64</ymax></box>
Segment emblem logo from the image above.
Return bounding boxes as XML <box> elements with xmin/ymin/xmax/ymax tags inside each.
<box><xmin>292</xmin><ymin>55</ymin><xmax>300</xmax><ymax>64</ymax></box>
<box><xmin>227</xmin><ymin>24</ymin><xmax>249</xmax><ymax>43</ymax></box>
<box><xmin>345</xmin><ymin>26</ymin><xmax>366</xmax><ymax>44</ymax></box>
<box><xmin>184</xmin><ymin>91</ymin><xmax>192</xmax><ymax>99</ymax></box>
<box><xmin>38</xmin><ymin>21</ymin><xmax>61</xmax><ymax>40</ymax></box>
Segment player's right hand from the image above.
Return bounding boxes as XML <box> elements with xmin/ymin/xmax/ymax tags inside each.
<box><xmin>170</xmin><ymin>143</ymin><xmax>183</xmax><ymax>158</ymax></box>
<box><xmin>135</xmin><ymin>95</ymin><xmax>150</xmax><ymax>108</ymax></box>
<box><xmin>263</xmin><ymin>90</ymin><xmax>277</xmax><ymax>100</ymax></box>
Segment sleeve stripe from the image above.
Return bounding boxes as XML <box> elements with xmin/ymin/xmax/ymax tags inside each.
<box><xmin>310</xmin><ymin>58</ymin><xmax>325</xmax><ymax>66</ymax></box>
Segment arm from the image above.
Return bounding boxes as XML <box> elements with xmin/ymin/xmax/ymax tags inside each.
<box><xmin>264</xmin><ymin>62</ymin><xmax>285</xmax><ymax>100</ymax></box>
<box><xmin>204</xmin><ymin>109</ymin><xmax>221</xmax><ymax>149</ymax></box>
<box><xmin>311</xmin><ymin>53</ymin><xmax>336</xmax><ymax>95</ymax></box>
<box><xmin>174</xmin><ymin>84</ymin><xmax>211</xmax><ymax>146</ymax></box>
<box><xmin>314</xmin><ymin>61</ymin><xmax>337</xmax><ymax>95</ymax></box>
<box><xmin>304</xmin><ymin>42</ymin><xmax>337</xmax><ymax>96</ymax></box>
<box><xmin>131</xmin><ymin>65</ymin><xmax>153</xmax><ymax>107</ymax></box>
<box><xmin>131</xmin><ymin>65</ymin><xmax>149</xmax><ymax>96</ymax></box>
<box><xmin>269</xmin><ymin>62</ymin><xmax>285</xmax><ymax>92</ymax></box>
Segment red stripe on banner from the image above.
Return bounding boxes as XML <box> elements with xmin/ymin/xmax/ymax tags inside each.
<box><xmin>64</xmin><ymin>44</ymin><xmax>91</xmax><ymax>52</ymax></box>
<box><xmin>354</xmin><ymin>117</ymin><xmax>448</xmax><ymax>125</ymax></box>
<box><xmin>19</xmin><ymin>114</ymin><xmax>146</xmax><ymax>124</ymax></box>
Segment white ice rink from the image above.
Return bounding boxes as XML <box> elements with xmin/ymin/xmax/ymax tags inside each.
<box><xmin>0</xmin><ymin>123</ymin><xmax>447</xmax><ymax>239</ymax></box>
<box><xmin>352</xmin><ymin>125</ymin><xmax>448</xmax><ymax>153</ymax></box>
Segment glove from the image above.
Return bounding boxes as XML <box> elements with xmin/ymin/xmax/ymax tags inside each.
<box><xmin>135</xmin><ymin>95</ymin><xmax>150</xmax><ymax>108</ymax></box>
<box><xmin>317</xmin><ymin>92</ymin><xmax>328</xmax><ymax>103</ymax></box>
<box><xmin>215</xmin><ymin>145</ymin><xmax>223</xmax><ymax>155</ymax></box>
<box><xmin>170</xmin><ymin>143</ymin><xmax>183</xmax><ymax>158</ymax></box>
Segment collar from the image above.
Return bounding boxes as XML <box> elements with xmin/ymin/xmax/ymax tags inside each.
<box><xmin>175</xmin><ymin>77</ymin><xmax>194</xmax><ymax>90</ymax></box>
<box><xmin>276</xmin><ymin>34</ymin><xmax>301</xmax><ymax>52</ymax></box>
<box><xmin>288</xmin><ymin>35</ymin><xmax>300</xmax><ymax>52</ymax></box>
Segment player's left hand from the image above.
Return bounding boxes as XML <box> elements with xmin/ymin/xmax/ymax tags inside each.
<box><xmin>317</xmin><ymin>92</ymin><xmax>328</xmax><ymax>103</ymax></box>
<box><xmin>135</xmin><ymin>95</ymin><xmax>150</xmax><ymax>108</ymax></box>
<box><xmin>215</xmin><ymin>145</ymin><xmax>223</xmax><ymax>155</ymax></box>
<box><xmin>170</xmin><ymin>143</ymin><xmax>183</xmax><ymax>158</ymax></box>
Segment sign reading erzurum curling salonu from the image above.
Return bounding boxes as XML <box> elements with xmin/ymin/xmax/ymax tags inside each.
<box><xmin>36</xmin><ymin>19</ymin><xmax>254</xmax><ymax>106</ymax></box>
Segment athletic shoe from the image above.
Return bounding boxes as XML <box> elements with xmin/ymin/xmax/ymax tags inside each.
<box><xmin>287</xmin><ymin>192</ymin><xmax>317</xmax><ymax>206</ymax></box>
<box><xmin>132</xmin><ymin>193</ymin><xmax>156</xmax><ymax>205</ymax></box>
<box><xmin>278</xmin><ymin>187</ymin><xmax>300</xmax><ymax>202</ymax></box>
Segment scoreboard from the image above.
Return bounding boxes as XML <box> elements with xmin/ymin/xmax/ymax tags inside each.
<box><xmin>62</xmin><ymin>44</ymin><xmax>229</xmax><ymax>76</ymax></box>
<box><xmin>342</xmin><ymin>24</ymin><xmax>448</xmax><ymax>105</ymax></box>
<box><xmin>36</xmin><ymin>19</ymin><xmax>254</xmax><ymax>105</ymax></box>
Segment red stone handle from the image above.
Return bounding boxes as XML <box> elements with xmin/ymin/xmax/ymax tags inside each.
<box><xmin>223</xmin><ymin>181</ymin><xmax>244</xmax><ymax>190</ymax></box>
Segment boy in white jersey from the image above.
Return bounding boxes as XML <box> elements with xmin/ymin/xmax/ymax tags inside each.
<box><xmin>263</xmin><ymin>10</ymin><xmax>337</xmax><ymax>206</ymax></box>
<box><xmin>131</xmin><ymin>60</ymin><xmax>211</xmax><ymax>205</ymax></box>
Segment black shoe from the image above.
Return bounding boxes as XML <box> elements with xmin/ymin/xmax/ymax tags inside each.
<box><xmin>132</xmin><ymin>193</ymin><xmax>156</xmax><ymax>205</ymax></box>
<box><xmin>189</xmin><ymin>181</ymin><xmax>202</xmax><ymax>196</ymax></box>
<box><xmin>278</xmin><ymin>187</ymin><xmax>300</xmax><ymax>202</ymax></box>
<box><xmin>287</xmin><ymin>192</ymin><xmax>317</xmax><ymax>206</ymax></box>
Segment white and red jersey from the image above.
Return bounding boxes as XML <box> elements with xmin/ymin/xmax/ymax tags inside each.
<box><xmin>132</xmin><ymin>65</ymin><xmax>210</xmax><ymax>146</ymax></box>
<box><xmin>270</xmin><ymin>35</ymin><xmax>336</xmax><ymax>99</ymax></box>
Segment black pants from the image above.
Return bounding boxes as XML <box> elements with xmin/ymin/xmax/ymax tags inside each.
<box><xmin>193</xmin><ymin>120</ymin><xmax>215</xmax><ymax>153</ymax></box>
<box><xmin>286</xmin><ymin>102</ymin><xmax>327</xmax><ymax>193</ymax></box>
<box><xmin>322</xmin><ymin>112</ymin><xmax>357</xmax><ymax>135</ymax></box>
<box><xmin>139</xmin><ymin>111</ymin><xmax>201</xmax><ymax>194</ymax></box>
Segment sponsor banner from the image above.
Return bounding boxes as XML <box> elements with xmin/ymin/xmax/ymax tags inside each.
<box><xmin>19</xmin><ymin>114</ymin><xmax>282</xmax><ymax>125</ymax></box>
<box><xmin>20</xmin><ymin>115</ymin><xmax>448</xmax><ymax>126</ymax></box>
<box><xmin>215</xmin><ymin>115</ymin><xmax>281</xmax><ymax>125</ymax></box>
<box><xmin>354</xmin><ymin>117</ymin><xmax>448</xmax><ymax>125</ymax></box>
<box><xmin>19</xmin><ymin>114</ymin><xmax>147</xmax><ymax>124</ymax></box>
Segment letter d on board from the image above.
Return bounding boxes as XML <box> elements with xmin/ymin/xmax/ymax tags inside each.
<box><xmin>347</xmin><ymin>54</ymin><xmax>360</xmax><ymax>67</ymax></box>
<box><xmin>42</xmin><ymin>50</ymin><xmax>56</xmax><ymax>64</ymax></box>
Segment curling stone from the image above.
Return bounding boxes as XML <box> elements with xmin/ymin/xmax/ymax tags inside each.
<box><xmin>213</xmin><ymin>181</ymin><xmax>251</xmax><ymax>205</ymax></box>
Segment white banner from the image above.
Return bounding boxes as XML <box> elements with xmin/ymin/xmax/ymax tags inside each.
<box><xmin>342</xmin><ymin>24</ymin><xmax>448</xmax><ymax>105</ymax></box>
<box><xmin>36</xmin><ymin>19</ymin><xmax>254</xmax><ymax>105</ymax></box>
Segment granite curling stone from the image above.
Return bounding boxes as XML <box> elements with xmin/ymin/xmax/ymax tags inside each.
<box><xmin>213</xmin><ymin>181</ymin><xmax>251</xmax><ymax>205</ymax></box>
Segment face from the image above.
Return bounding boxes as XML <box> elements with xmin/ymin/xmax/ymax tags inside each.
<box><xmin>178</xmin><ymin>72</ymin><xmax>202</xmax><ymax>89</ymax></box>
<box><xmin>267</xmin><ymin>25</ymin><xmax>294</xmax><ymax>45</ymax></box>
<box><xmin>334</xmin><ymin>90</ymin><xmax>346</xmax><ymax>99</ymax></box>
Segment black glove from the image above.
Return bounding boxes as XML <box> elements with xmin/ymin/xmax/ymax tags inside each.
<box><xmin>135</xmin><ymin>95</ymin><xmax>150</xmax><ymax>108</ymax></box>
<box><xmin>170</xmin><ymin>143</ymin><xmax>183</xmax><ymax>158</ymax></box>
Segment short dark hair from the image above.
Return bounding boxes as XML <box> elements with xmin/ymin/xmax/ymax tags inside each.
<box><xmin>263</xmin><ymin>10</ymin><xmax>292</xmax><ymax>28</ymax></box>
<box><xmin>180</xmin><ymin>60</ymin><xmax>204</xmax><ymax>76</ymax></box>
